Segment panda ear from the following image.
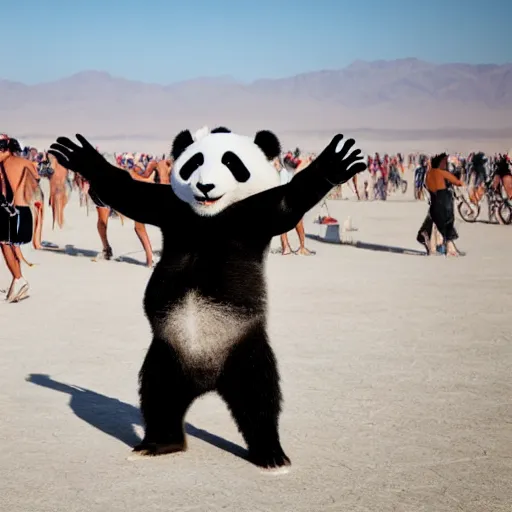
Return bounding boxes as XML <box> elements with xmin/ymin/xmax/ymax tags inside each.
<box><xmin>171</xmin><ymin>130</ymin><xmax>194</xmax><ymax>160</ymax></box>
<box><xmin>211</xmin><ymin>126</ymin><xmax>231</xmax><ymax>134</ymax></box>
<box><xmin>254</xmin><ymin>130</ymin><xmax>281</xmax><ymax>161</ymax></box>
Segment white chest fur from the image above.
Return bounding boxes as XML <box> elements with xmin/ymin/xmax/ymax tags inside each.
<box><xmin>158</xmin><ymin>290</ymin><xmax>260</xmax><ymax>368</ymax></box>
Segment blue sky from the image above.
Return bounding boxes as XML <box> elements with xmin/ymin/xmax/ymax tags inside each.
<box><xmin>6</xmin><ymin>0</ymin><xmax>512</xmax><ymax>84</ymax></box>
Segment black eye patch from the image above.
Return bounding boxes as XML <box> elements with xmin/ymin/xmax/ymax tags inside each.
<box><xmin>221</xmin><ymin>151</ymin><xmax>250</xmax><ymax>183</ymax></box>
<box><xmin>179</xmin><ymin>152</ymin><xmax>204</xmax><ymax>181</ymax></box>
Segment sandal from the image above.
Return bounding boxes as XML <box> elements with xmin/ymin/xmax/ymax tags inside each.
<box><xmin>92</xmin><ymin>245</ymin><xmax>113</xmax><ymax>262</ymax></box>
<box><xmin>6</xmin><ymin>278</ymin><xmax>29</xmax><ymax>303</ymax></box>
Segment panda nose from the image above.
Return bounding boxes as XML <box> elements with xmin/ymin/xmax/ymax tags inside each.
<box><xmin>196</xmin><ymin>183</ymin><xmax>215</xmax><ymax>195</ymax></box>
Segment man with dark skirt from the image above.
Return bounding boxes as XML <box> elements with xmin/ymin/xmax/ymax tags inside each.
<box><xmin>416</xmin><ymin>153</ymin><xmax>464</xmax><ymax>257</ymax></box>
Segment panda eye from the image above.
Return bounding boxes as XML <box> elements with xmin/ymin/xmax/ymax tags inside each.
<box><xmin>221</xmin><ymin>151</ymin><xmax>250</xmax><ymax>183</ymax></box>
<box><xmin>179</xmin><ymin>152</ymin><xmax>204</xmax><ymax>181</ymax></box>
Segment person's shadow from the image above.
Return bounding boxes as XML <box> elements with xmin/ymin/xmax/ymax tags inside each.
<box><xmin>26</xmin><ymin>373</ymin><xmax>247</xmax><ymax>461</ymax></box>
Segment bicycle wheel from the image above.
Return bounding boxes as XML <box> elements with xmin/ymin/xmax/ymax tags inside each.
<box><xmin>400</xmin><ymin>180</ymin><xmax>408</xmax><ymax>194</ymax></box>
<box><xmin>457</xmin><ymin>200</ymin><xmax>480</xmax><ymax>222</ymax></box>
<box><xmin>498</xmin><ymin>202</ymin><xmax>512</xmax><ymax>225</ymax></box>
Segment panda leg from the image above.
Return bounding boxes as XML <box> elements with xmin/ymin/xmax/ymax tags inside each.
<box><xmin>133</xmin><ymin>338</ymin><xmax>198</xmax><ymax>456</ymax></box>
<box><xmin>217</xmin><ymin>326</ymin><xmax>291</xmax><ymax>469</ymax></box>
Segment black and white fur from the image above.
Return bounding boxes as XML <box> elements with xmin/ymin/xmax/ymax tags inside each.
<box><xmin>49</xmin><ymin>128</ymin><xmax>366</xmax><ymax>470</ymax></box>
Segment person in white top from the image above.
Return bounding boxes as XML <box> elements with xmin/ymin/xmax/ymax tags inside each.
<box><xmin>279</xmin><ymin>160</ymin><xmax>294</xmax><ymax>186</ymax></box>
<box><xmin>273</xmin><ymin>157</ymin><xmax>315</xmax><ymax>256</ymax></box>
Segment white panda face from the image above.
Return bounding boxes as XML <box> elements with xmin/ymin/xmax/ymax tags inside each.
<box><xmin>171</xmin><ymin>129</ymin><xmax>281</xmax><ymax>216</ymax></box>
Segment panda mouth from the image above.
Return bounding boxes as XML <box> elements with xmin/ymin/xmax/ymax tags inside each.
<box><xmin>194</xmin><ymin>194</ymin><xmax>224</xmax><ymax>206</ymax></box>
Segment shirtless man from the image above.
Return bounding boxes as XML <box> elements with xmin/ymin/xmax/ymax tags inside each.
<box><xmin>417</xmin><ymin>154</ymin><xmax>463</xmax><ymax>256</ymax></box>
<box><xmin>0</xmin><ymin>135</ymin><xmax>40</xmax><ymax>302</ymax></box>
<box><xmin>48</xmin><ymin>152</ymin><xmax>70</xmax><ymax>229</ymax></box>
<box><xmin>142</xmin><ymin>157</ymin><xmax>172</xmax><ymax>184</ymax></box>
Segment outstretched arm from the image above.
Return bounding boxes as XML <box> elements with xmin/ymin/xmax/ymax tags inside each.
<box><xmin>48</xmin><ymin>135</ymin><xmax>181</xmax><ymax>226</ymax></box>
<box><xmin>438</xmin><ymin>169</ymin><xmax>463</xmax><ymax>187</ymax></box>
<box><xmin>139</xmin><ymin>160</ymin><xmax>157</xmax><ymax>179</ymax></box>
<box><xmin>247</xmin><ymin>135</ymin><xmax>366</xmax><ymax>236</ymax></box>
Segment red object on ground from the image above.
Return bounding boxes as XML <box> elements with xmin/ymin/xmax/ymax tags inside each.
<box><xmin>318</xmin><ymin>216</ymin><xmax>338</xmax><ymax>225</ymax></box>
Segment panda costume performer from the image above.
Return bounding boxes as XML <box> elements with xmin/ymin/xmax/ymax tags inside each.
<box><xmin>48</xmin><ymin>128</ymin><xmax>366</xmax><ymax>471</ymax></box>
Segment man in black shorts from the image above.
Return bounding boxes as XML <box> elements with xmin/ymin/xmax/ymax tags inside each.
<box><xmin>87</xmin><ymin>153</ymin><xmax>119</xmax><ymax>261</ymax></box>
<box><xmin>86</xmin><ymin>183</ymin><xmax>113</xmax><ymax>260</ymax></box>
<box><xmin>0</xmin><ymin>135</ymin><xmax>37</xmax><ymax>302</ymax></box>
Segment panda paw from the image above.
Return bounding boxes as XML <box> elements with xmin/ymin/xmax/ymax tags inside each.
<box><xmin>132</xmin><ymin>439</ymin><xmax>187</xmax><ymax>456</ymax></box>
<box><xmin>249</xmin><ymin>447</ymin><xmax>291</xmax><ymax>470</ymax></box>
<box><xmin>315</xmin><ymin>134</ymin><xmax>367</xmax><ymax>185</ymax></box>
<box><xmin>48</xmin><ymin>134</ymin><xmax>106</xmax><ymax>178</ymax></box>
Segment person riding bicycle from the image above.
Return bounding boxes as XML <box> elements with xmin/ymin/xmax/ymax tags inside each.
<box><xmin>491</xmin><ymin>154</ymin><xmax>512</xmax><ymax>200</ymax></box>
<box><xmin>468</xmin><ymin>152</ymin><xmax>488</xmax><ymax>204</ymax></box>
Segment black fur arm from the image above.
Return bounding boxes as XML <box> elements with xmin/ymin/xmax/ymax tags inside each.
<box><xmin>88</xmin><ymin>167</ymin><xmax>177</xmax><ymax>225</ymax></box>
<box><xmin>250</xmin><ymin>135</ymin><xmax>366</xmax><ymax>236</ymax></box>
<box><xmin>48</xmin><ymin>134</ymin><xmax>180</xmax><ymax>226</ymax></box>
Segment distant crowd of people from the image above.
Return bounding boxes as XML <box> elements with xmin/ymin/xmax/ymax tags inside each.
<box><xmin>1</xmin><ymin>132</ymin><xmax>511</xmax><ymax>303</ymax></box>
<box><xmin>412</xmin><ymin>152</ymin><xmax>512</xmax><ymax>201</ymax></box>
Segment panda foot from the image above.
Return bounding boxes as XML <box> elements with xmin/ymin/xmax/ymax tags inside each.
<box><xmin>249</xmin><ymin>447</ymin><xmax>291</xmax><ymax>470</ymax></box>
<box><xmin>132</xmin><ymin>439</ymin><xmax>187</xmax><ymax>456</ymax></box>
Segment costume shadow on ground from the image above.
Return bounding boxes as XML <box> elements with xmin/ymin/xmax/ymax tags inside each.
<box><xmin>25</xmin><ymin>373</ymin><xmax>247</xmax><ymax>461</ymax></box>
<box><xmin>39</xmin><ymin>244</ymin><xmax>161</xmax><ymax>267</ymax></box>
<box><xmin>305</xmin><ymin>234</ymin><xmax>425</xmax><ymax>256</ymax></box>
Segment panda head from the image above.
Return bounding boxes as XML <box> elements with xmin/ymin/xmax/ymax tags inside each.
<box><xmin>170</xmin><ymin>126</ymin><xmax>281</xmax><ymax>216</ymax></box>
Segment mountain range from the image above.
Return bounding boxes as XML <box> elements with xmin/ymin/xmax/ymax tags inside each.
<box><xmin>2</xmin><ymin>58</ymin><xmax>512</xmax><ymax>152</ymax></box>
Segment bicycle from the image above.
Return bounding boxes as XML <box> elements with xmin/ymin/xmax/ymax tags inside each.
<box><xmin>453</xmin><ymin>186</ymin><xmax>480</xmax><ymax>222</ymax></box>
<box><xmin>458</xmin><ymin>175</ymin><xmax>511</xmax><ymax>224</ymax></box>
<box><xmin>498</xmin><ymin>197</ymin><xmax>512</xmax><ymax>225</ymax></box>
